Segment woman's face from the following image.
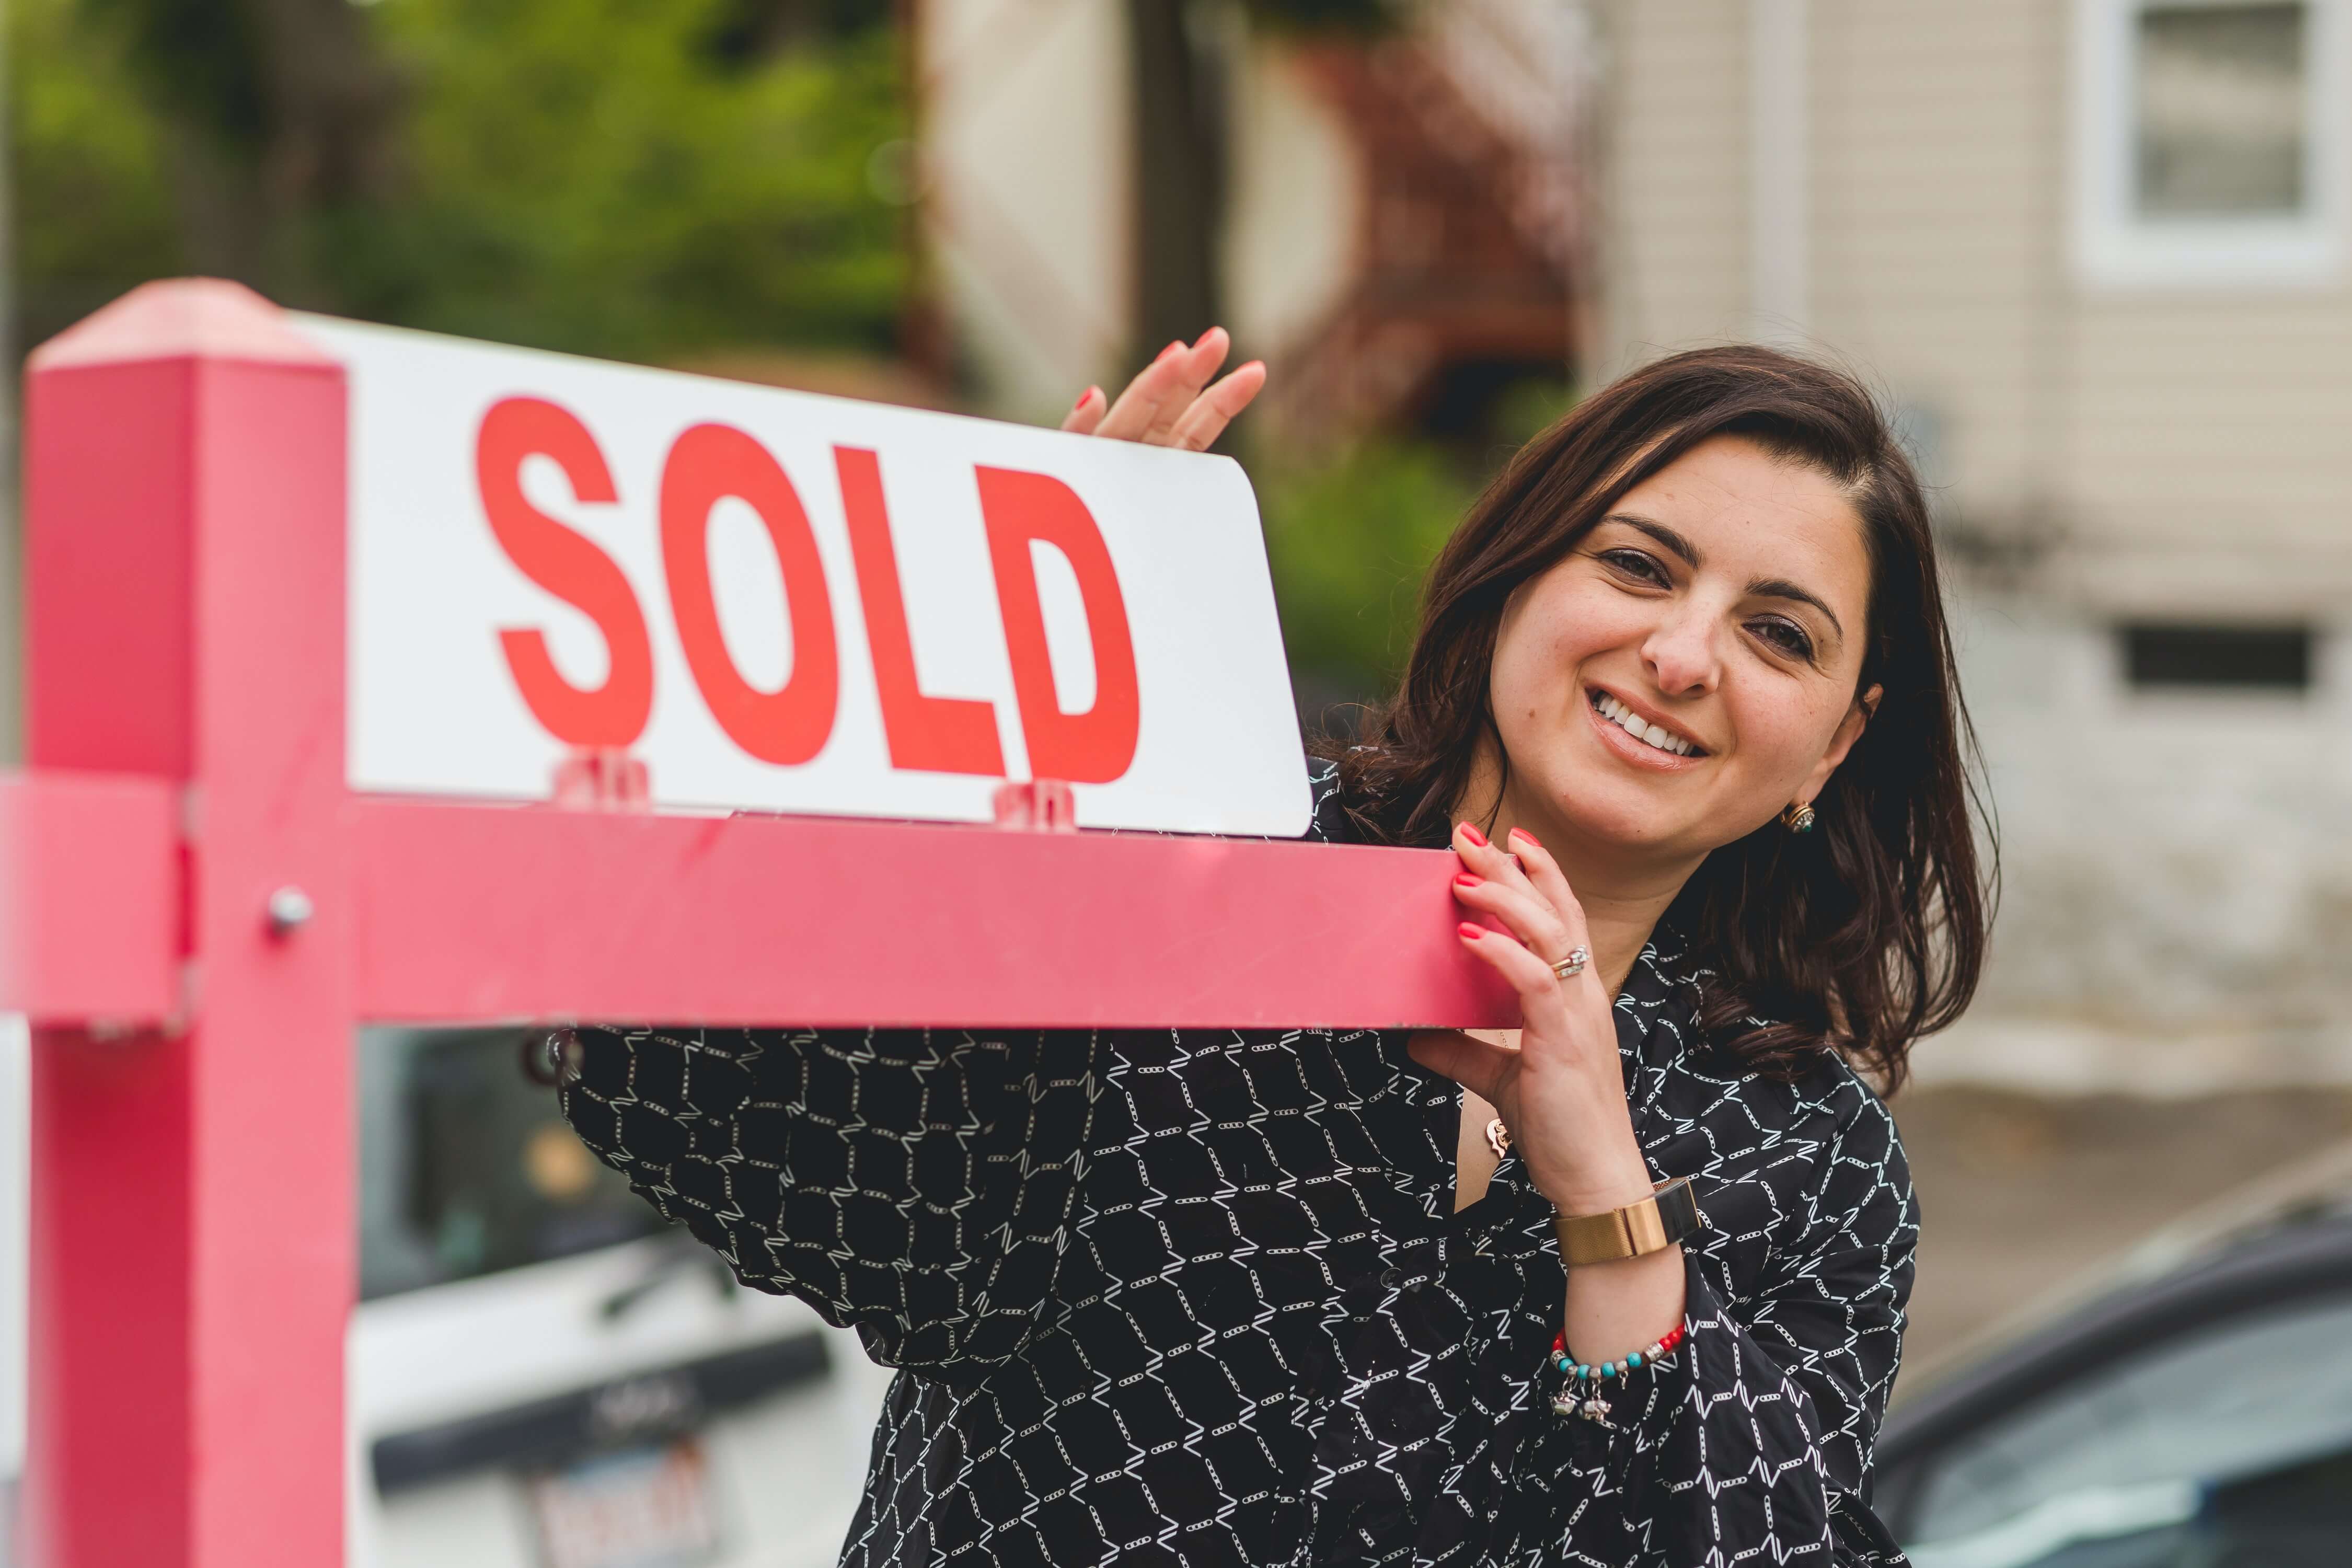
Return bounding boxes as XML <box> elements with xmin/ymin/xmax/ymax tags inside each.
<box><xmin>1487</xmin><ymin>435</ymin><xmax>1878</xmax><ymax>867</ymax></box>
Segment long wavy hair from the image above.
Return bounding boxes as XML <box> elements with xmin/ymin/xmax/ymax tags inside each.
<box><xmin>1323</xmin><ymin>345</ymin><xmax>1993</xmax><ymax>1091</ymax></box>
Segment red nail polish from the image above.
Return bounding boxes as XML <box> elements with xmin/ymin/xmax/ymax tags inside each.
<box><xmin>1454</xmin><ymin>872</ymin><xmax>1482</xmax><ymax>889</ymax></box>
<box><xmin>1457</xmin><ymin>922</ymin><xmax>1484</xmax><ymax>940</ymax></box>
<box><xmin>1158</xmin><ymin>340</ymin><xmax>1184</xmax><ymax>361</ymax></box>
<box><xmin>1459</xmin><ymin>823</ymin><xmax>1489</xmax><ymax>848</ymax></box>
<box><xmin>1509</xmin><ymin>827</ymin><xmax>1540</xmax><ymax>848</ymax></box>
<box><xmin>1074</xmin><ymin>387</ymin><xmax>1096</xmax><ymax>411</ymax></box>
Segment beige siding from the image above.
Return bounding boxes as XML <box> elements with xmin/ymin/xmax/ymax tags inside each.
<box><xmin>1809</xmin><ymin>0</ymin><xmax>2062</xmax><ymax>522</ymax></box>
<box><xmin>919</xmin><ymin>0</ymin><xmax>1135</xmax><ymax>418</ymax></box>
<box><xmin>1595</xmin><ymin>0</ymin><xmax>1752</xmax><ymax>373</ymax></box>
<box><xmin>2065</xmin><ymin>296</ymin><xmax>2352</xmax><ymax>611</ymax></box>
<box><xmin>1599</xmin><ymin>0</ymin><xmax>2352</xmax><ymax>606</ymax></box>
<box><xmin>1223</xmin><ymin>46</ymin><xmax>1364</xmax><ymax>361</ymax></box>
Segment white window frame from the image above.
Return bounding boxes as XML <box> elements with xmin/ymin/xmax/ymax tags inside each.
<box><xmin>2072</xmin><ymin>0</ymin><xmax>2352</xmax><ymax>289</ymax></box>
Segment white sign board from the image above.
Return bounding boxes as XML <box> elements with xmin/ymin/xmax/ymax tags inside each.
<box><xmin>305</xmin><ymin>318</ymin><xmax>1310</xmax><ymax>836</ymax></box>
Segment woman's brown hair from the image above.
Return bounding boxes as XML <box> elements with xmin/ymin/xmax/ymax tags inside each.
<box><xmin>1324</xmin><ymin>344</ymin><xmax>1993</xmax><ymax>1091</ymax></box>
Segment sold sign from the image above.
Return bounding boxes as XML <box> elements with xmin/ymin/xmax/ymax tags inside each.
<box><xmin>311</xmin><ymin>317</ymin><xmax>1310</xmax><ymax>835</ymax></box>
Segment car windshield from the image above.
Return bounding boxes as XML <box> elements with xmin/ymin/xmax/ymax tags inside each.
<box><xmin>358</xmin><ymin>1027</ymin><xmax>667</xmax><ymax>1299</ymax></box>
<box><xmin>1904</xmin><ymin>1289</ymin><xmax>2352</xmax><ymax>1568</ymax></box>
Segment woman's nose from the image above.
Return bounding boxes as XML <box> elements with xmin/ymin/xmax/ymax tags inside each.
<box><xmin>1642</xmin><ymin>612</ymin><xmax>1721</xmax><ymax>696</ymax></box>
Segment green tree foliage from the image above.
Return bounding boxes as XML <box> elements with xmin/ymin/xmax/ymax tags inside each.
<box><xmin>11</xmin><ymin>0</ymin><xmax>188</xmax><ymax>345</ymax></box>
<box><xmin>345</xmin><ymin>0</ymin><xmax>908</xmax><ymax>360</ymax></box>
<box><xmin>13</xmin><ymin>0</ymin><xmax>910</xmax><ymax>362</ymax></box>
<box><xmin>1255</xmin><ymin>441</ymin><xmax>1477</xmax><ymax>701</ymax></box>
<box><xmin>1253</xmin><ymin>375</ymin><xmax>1573</xmax><ymax>705</ymax></box>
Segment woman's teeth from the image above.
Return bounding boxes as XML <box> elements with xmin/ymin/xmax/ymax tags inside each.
<box><xmin>1592</xmin><ymin>691</ymin><xmax>1698</xmax><ymax>757</ymax></box>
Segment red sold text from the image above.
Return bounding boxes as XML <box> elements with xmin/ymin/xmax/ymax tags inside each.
<box><xmin>478</xmin><ymin>398</ymin><xmax>1139</xmax><ymax>782</ymax></box>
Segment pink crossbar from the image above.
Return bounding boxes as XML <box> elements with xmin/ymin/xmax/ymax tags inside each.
<box><xmin>352</xmin><ymin>797</ymin><xmax>1512</xmax><ymax>1028</ymax></box>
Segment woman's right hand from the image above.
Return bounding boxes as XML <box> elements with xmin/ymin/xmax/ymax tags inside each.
<box><xmin>1062</xmin><ymin>327</ymin><xmax>1265</xmax><ymax>451</ymax></box>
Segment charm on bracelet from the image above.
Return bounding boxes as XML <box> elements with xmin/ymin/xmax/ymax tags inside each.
<box><xmin>1548</xmin><ymin>1387</ymin><xmax>1613</xmax><ymax>1426</ymax></box>
<box><xmin>1546</xmin><ymin>1323</ymin><xmax>1687</xmax><ymax>1429</ymax></box>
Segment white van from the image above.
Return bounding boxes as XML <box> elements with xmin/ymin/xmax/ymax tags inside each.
<box><xmin>352</xmin><ymin>1024</ymin><xmax>892</xmax><ymax>1568</ymax></box>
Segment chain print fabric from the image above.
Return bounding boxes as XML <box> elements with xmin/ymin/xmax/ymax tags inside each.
<box><xmin>559</xmin><ymin>766</ymin><xmax>1918</xmax><ymax>1567</ymax></box>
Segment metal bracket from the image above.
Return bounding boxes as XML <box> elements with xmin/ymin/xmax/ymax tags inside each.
<box><xmin>991</xmin><ymin>779</ymin><xmax>1077</xmax><ymax>832</ymax></box>
<box><xmin>551</xmin><ymin>748</ymin><xmax>651</xmax><ymax>811</ymax></box>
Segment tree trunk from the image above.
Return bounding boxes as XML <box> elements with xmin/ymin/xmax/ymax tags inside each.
<box><xmin>1126</xmin><ymin>0</ymin><xmax>1225</xmax><ymax>361</ymax></box>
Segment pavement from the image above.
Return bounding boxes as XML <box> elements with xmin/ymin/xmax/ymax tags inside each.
<box><xmin>1888</xmin><ymin>1084</ymin><xmax>2352</xmax><ymax>1396</ymax></box>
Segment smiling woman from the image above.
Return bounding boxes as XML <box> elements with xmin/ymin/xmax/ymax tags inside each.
<box><xmin>561</xmin><ymin>341</ymin><xmax>1992</xmax><ymax>1567</ymax></box>
<box><xmin>1334</xmin><ymin>346</ymin><xmax>1986</xmax><ymax>1090</ymax></box>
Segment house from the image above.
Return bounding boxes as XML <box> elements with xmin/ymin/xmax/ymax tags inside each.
<box><xmin>1596</xmin><ymin>0</ymin><xmax>2352</xmax><ymax>1089</ymax></box>
<box><xmin>914</xmin><ymin>0</ymin><xmax>1586</xmax><ymax>445</ymax></box>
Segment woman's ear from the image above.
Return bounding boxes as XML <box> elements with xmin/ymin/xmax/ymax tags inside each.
<box><xmin>1796</xmin><ymin>683</ymin><xmax>1881</xmax><ymax>803</ymax></box>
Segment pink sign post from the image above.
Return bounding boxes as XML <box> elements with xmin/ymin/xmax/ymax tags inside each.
<box><xmin>1</xmin><ymin>279</ymin><xmax>1511</xmax><ymax>1568</ymax></box>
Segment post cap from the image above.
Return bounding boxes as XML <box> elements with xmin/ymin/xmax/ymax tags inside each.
<box><xmin>29</xmin><ymin>278</ymin><xmax>336</xmax><ymax>372</ymax></box>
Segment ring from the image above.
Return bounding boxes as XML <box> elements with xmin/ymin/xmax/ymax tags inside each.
<box><xmin>1551</xmin><ymin>948</ymin><xmax>1590</xmax><ymax>981</ymax></box>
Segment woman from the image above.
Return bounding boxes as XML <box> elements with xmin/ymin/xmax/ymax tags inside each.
<box><xmin>560</xmin><ymin>337</ymin><xmax>1990</xmax><ymax>1566</ymax></box>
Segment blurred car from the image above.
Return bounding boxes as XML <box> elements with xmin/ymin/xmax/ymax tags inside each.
<box><xmin>1875</xmin><ymin>1139</ymin><xmax>2352</xmax><ymax>1568</ymax></box>
<box><xmin>351</xmin><ymin>1026</ymin><xmax>891</xmax><ymax>1568</ymax></box>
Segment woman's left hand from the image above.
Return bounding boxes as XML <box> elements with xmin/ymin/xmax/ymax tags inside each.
<box><xmin>1060</xmin><ymin>327</ymin><xmax>1265</xmax><ymax>451</ymax></box>
<box><xmin>1409</xmin><ymin>825</ymin><xmax>1658</xmax><ymax>1219</ymax></box>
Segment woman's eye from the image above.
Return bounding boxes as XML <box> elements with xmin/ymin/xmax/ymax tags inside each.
<box><xmin>1750</xmin><ymin>617</ymin><xmax>1816</xmax><ymax>660</ymax></box>
<box><xmin>1599</xmin><ymin>549</ymin><xmax>1668</xmax><ymax>585</ymax></box>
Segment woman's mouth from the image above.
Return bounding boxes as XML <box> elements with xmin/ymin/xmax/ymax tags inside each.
<box><xmin>1586</xmin><ymin>688</ymin><xmax>1705</xmax><ymax>758</ymax></box>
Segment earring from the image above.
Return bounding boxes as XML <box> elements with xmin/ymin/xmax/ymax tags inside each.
<box><xmin>1780</xmin><ymin>801</ymin><xmax>1818</xmax><ymax>834</ymax></box>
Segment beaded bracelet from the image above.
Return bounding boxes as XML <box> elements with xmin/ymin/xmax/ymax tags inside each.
<box><xmin>1548</xmin><ymin>1323</ymin><xmax>1687</xmax><ymax>1424</ymax></box>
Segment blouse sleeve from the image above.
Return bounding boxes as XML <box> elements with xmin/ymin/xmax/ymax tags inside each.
<box><xmin>1595</xmin><ymin>1093</ymin><xmax>1918</xmax><ymax>1566</ymax></box>
<box><xmin>559</xmin><ymin>1024</ymin><xmax>1108</xmax><ymax>1375</ymax></box>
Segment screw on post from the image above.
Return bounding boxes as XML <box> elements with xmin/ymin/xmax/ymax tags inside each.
<box><xmin>266</xmin><ymin>885</ymin><xmax>315</xmax><ymax>937</ymax></box>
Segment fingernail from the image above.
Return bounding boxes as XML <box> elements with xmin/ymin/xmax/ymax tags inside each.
<box><xmin>1509</xmin><ymin>827</ymin><xmax>1540</xmax><ymax>848</ymax></box>
<box><xmin>1074</xmin><ymin>387</ymin><xmax>1097</xmax><ymax>411</ymax></box>
<box><xmin>1458</xmin><ymin>823</ymin><xmax>1489</xmax><ymax>848</ymax></box>
<box><xmin>1454</xmin><ymin>872</ymin><xmax>1482</xmax><ymax>889</ymax></box>
<box><xmin>1457</xmin><ymin>922</ymin><xmax>1484</xmax><ymax>940</ymax></box>
<box><xmin>1158</xmin><ymin>341</ymin><xmax>1183</xmax><ymax>361</ymax></box>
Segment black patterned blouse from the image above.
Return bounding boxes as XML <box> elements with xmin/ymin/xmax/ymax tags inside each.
<box><xmin>559</xmin><ymin>765</ymin><xmax>1918</xmax><ymax>1567</ymax></box>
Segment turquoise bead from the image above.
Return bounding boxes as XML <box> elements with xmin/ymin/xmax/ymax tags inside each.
<box><xmin>1628</xmin><ymin>1353</ymin><xmax>1642</xmax><ymax>1369</ymax></box>
<box><xmin>1556</xmin><ymin>1356</ymin><xmax>1571</xmax><ymax>1373</ymax></box>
